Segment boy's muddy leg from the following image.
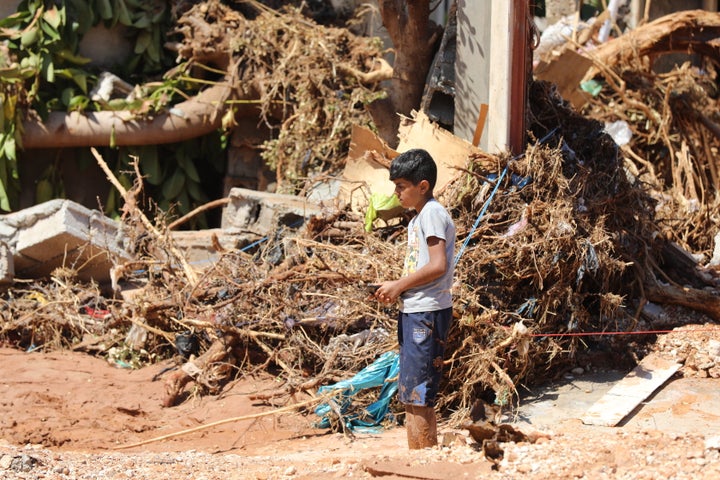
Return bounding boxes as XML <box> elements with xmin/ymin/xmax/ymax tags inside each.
<box><xmin>405</xmin><ymin>404</ymin><xmax>438</xmax><ymax>449</ymax></box>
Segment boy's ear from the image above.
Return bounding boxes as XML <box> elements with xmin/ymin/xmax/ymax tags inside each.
<box><xmin>420</xmin><ymin>179</ymin><xmax>431</xmax><ymax>194</ymax></box>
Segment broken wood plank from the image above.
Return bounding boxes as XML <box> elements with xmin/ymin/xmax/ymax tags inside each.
<box><xmin>472</xmin><ymin>103</ymin><xmax>489</xmax><ymax>147</ymax></box>
<box><xmin>362</xmin><ymin>458</ymin><xmax>491</xmax><ymax>479</ymax></box>
<box><xmin>581</xmin><ymin>352</ymin><xmax>682</xmax><ymax>427</ymax></box>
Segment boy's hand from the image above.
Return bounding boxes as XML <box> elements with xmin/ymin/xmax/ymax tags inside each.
<box><xmin>374</xmin><ymin>281</ymin><xmax>402</xmax><ymax>304</ymax></box>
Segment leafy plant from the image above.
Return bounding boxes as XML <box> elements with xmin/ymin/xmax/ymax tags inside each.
<box><xmin>0</xmin><ymin>0</ymin><xmax>219</xmax><ymax>217</ymax></box>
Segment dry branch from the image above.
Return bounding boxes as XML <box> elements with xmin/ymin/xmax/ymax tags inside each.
<box><xmin>583</xmin><ymin>10</ymin><xmax>720</xmax><ymax>82</ymax></box>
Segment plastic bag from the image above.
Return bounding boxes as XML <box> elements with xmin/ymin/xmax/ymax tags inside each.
<box><xmin>364</xmin><ymin>192</ymin><xmax>402</xmax><ymax>232</ymax></box>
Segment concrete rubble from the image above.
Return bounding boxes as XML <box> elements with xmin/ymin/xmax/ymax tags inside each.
<box><xmin>221</xmin><ymin>187</ymin><xmax>325</xmax><ymax>236</ymax></box>
<box><xmin>0</xmin><ymin>187</ymin><xmax>332</xmax><ymax>285</ymax></box>
<box><xmin>0</xmin><ymin>199</ymin><xmax>131</xmax><ymax>284</ymax></box>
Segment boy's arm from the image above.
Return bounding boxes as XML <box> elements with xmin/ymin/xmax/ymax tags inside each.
<box><xmin>375</xmin><ymin>236</ymin><xmax>447</xmax><ymax>304</ymax></box>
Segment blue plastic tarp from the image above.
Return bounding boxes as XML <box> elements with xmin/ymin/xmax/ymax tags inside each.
<box><xmin>314</xmin><ymin>351</ymin><xmax>400</xmax><ymax>432</ymax></box>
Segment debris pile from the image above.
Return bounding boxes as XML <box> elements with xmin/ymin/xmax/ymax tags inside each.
<box><xmin>439</xmin><ymin>80</ymin><xmax>656</xmax><ymax>416</ymax></box>
<box><xmin>174</xmin><ymin>0</ymin><xmax>388</xmax><ymax>193</ymax></box>
<box><xmin>0</xmin><ymin>80</ymin><xmax>662</xmax><ymax>427</ymax></box>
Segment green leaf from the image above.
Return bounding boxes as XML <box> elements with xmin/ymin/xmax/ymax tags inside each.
<box><xmin>35</xmin><ymin>179</ymin><xmax>53</xmax><ymax>203</ymax></box>
<box><xmin>186</xmin><ymin>178</ymin><xmax>206</xmax><ymax>202</ymax></box>
<box><xmin>162</xmin><ymin>170</ymin><xmax>185</xmax><ymax>199</ymax></box>
<box><xmin>107</xmin><ymin>98</ymin><xmax>129</xmax><ymax>110</ymax></box>
<box><xmin>96</xmin><ymin>0</ymin><xmax>113</xmax><ymax>21</ymax></box>
<box><xmin>60</xmin><ymin>87</ymin><xmax>74</xmax><ymax>107</ymax></box>
<box><xmin>133</xmin><ymin>13</ymin><xmax>151</xmax><ymax>29</ymax></box>
<box><xmin>39</xmin><ymin>20</ymin><xmax>61</xmax><ymax>41</ymax></box>
<box><xmin>177</xmin><ymin>153</ymin><xmax>200</xmax><ymax>183</ymax></box>
<box><xmin>0</xmin><ymin>136</ymin><xmax>7</xmax><ymax>185</ymax></box>
<box><xmin>114</xmin><ymin>0</ymin><xmax>132</xmax><ymax>26</ymax></box>
<box><xmin>56</xmin><ymin>49</ymin><xmax>92</xmax><ymax>65</ymax></box>
<box><xmin>27</xmin><ymin>0</ymin><xmax>39</xmax><ymax>16</ymax></box>
<box><xmin>0</xmin><ymin>11</ymin><xmax>32</xmax><ymax>29</ymax></box>
<box><xmin>67</xmin><ymin>95</ymin><xmax>89</xmax><ymax>111</ymax></box>
<box><xmin>69</xmin><ymin>0</ymin><xmax>94</xmax><ymax>33</ymax></box>
<box><xmin>20</xmin><ymin>28</ymin><xmax>39</xmax><ymax>47</ymax></box>
<box><xmin>55</xmin><ymin>68</ymin><xmax>88</xmax><ymax>93</ymax></box>
<box><xmin>42</xmin><ymin>55</ymin><xmax>55</xmax><ymax>83</ymax></box>
<box><xmin>145</xmin><ymin>28</ymin><xmax>160</xmax><ymax>63</ymax></box>
<box><xmin>20</xmin><ymin>54</ymin><xmax>40</xmax><ymax>69</ymax></box>
<box><xmin>0</xmin><ymin>176</ymin><xmax>10</xmax><ymax>211</ymax></box>
<box><xmin>42</xmin><ymin>5</ymin><xmax>62</xmax><ymax>29</ymax></box>
<box><xmin>141</xmin><ymin>146</ymin><xmax>162</xmax><ymax>185</ymax></box>
<box><xmin>3</xmin><ymin>135</ymin><xmax>16</xmax><ymax>161</ymax></box>
<box><xmin>134</xmin><ymin>31</ymin><xmax>151</xmax><ymax>54</ymax></box>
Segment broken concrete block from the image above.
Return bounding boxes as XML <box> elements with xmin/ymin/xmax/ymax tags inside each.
<box><xmin>221</xmin><ymin>187</ymin><xmax>324</xmax><ymax>236</ymax></box>
<box><xmin>0</xmin><ymin>199</ymin><xmax>131</xmax><ymax>283</ymax></box>
<box><xmin>0</xmin><ymin>241</ymin><xmax>14</xmax><ymax>284</ymax></box>
<box><xmin>170</xmin><ymin>229</ymin><xmax>251</xmax><ymax>268</ymax></box>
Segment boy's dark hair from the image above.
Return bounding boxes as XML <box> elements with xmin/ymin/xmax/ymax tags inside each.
<box><xmin>389</xmin><ymin>148</ymin><xmax>438</xmax><ymax>191</ymax></box>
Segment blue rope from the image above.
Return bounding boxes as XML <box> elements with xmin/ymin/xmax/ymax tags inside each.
<box><xmin>454</xmin><ymin>128</ymin><xmax>558</xmax><ymax>267</ymax></box>
<box><xmin>453</xmin><ymin>165</ymin><xmax>508</xmax><ymax>267</ymax></box>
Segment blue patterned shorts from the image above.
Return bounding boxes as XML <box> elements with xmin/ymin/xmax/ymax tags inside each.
<box><xmin>397</xmin><ymin>308</ymin><xmax>452</xmax><ymax>407</ymax></box>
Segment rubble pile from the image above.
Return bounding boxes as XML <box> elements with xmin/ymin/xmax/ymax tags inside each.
<box><xmin>654</xmin><ymin>323</ymin><xmax>720</xmax><ymax>378</ymax></box>
<box><xmin>0</xmin><ymin>80</ymin><xmax>662</xmax><ymax>425</ymax></box>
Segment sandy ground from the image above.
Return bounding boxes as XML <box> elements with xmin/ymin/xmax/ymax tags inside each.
<box><xmin>2</xmin><ymin>347</ymin><xmax>720</xmax><ymax>479</ymax></box>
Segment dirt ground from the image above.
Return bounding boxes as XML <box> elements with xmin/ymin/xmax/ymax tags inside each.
<box><xmin>1</xmin><ymin>347</ymin><xmax>720</xmax><ymax>479</ymax></box>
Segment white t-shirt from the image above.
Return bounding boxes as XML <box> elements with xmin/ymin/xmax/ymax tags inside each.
<box><xmin>400</xmin><ymin>199</ymin><xmax>456</xmax><ymax>313</ymax></box>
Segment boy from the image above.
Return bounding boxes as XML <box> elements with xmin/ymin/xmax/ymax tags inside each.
<box><xmin>374</xmin><ymin>148</ymin><xmax>456</xmax><ymax>449</ymax></box>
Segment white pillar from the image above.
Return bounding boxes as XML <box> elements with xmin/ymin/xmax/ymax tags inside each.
<box><xmin>487</xmin><ymin>0</ymin><xmax>512</xmax><ymax>154</ymax></box>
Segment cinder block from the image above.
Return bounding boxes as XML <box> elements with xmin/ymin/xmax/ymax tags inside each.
<box><xmin>221</xmin><ymin>187</ymin><xmax>324</xmax><ymax>236</ymax></box>
<box><xmin>170</xmin><ymin>229</ymin><xmax>252</xmax><ymax>268</ymax></box>
<box><xmin>0</xmin><ymin>199</ymin><xmax>131</xmax><ymax>282</ymax></box>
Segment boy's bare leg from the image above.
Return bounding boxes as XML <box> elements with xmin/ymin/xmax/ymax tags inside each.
<box><xmin>405</xmin><ymin>404</ymin><xmax>438</xmax><ymax>449</ymax></box>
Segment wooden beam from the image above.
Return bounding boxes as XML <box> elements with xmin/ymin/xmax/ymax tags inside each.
<box><xmin>581</xmin><ymin>352</ymin><xmax>681</xmax><ymax>427</ymax></box>
<box><xmin>472</xmin><ymin>103</ymin><xmax>489</xmax><ymax>147</ymax></box>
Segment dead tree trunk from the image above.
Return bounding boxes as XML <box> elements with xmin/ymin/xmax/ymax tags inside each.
<box><xmin>370</xmin><ymin>0</ymin><xmax>440</xmax><ymax>147</ymax></box>
<box><xmin>645</xmin><ymin>279</ymin><xmax>720</xmax><ymax>321</ymax></box>
<box><xmin>643</xmin><ymin>242</ymin><xmax>720</xmax><ymax>321</ymax></box>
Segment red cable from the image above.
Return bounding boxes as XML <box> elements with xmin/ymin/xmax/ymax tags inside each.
<box><xmin>529</xmin><ymin>327</ymin><xmax>719</xmax><ymax>337</ymax></box>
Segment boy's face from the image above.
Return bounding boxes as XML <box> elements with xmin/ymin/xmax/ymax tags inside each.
<box><xmin>392</xmin><ymin>178</ymin><xmax>429</xmax><ymax>211</ymax></box>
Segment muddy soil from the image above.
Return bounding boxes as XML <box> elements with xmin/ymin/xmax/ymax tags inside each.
<box><xmin>1</xmin><ymin>347</ymin><xmax>720</xmax><ymax>479</ymax></box>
